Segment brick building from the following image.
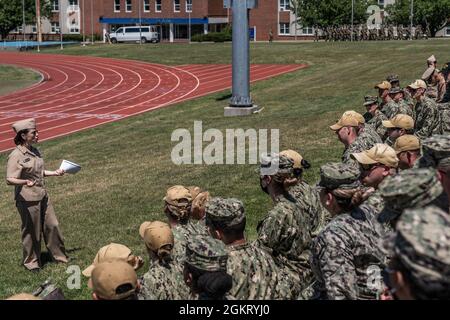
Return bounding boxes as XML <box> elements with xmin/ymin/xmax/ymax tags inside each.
<box><xmin>8</xmin><ymin>0</ymin><xmax>450</xmax><ymax>42</ymax></box>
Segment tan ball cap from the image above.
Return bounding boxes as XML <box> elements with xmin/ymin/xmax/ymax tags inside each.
<box><xmin>351</xmin><ymin>143</ymin><xmax>399</xmax><ymax>168</ymax></box>
<box><xmin>139</xmin><ymin>220</ymin><xmax>174</xmax><ymax>252</ymax></box>
<box><xmin>394</xmin><ymin>135</ymin><xmax>421</xmax><ymax>154</ymax></box>
<box><xmin>88</xmin><ymin>261</ymin><xmax>138</xmax><ymax>300</ymax></box>
<box><xmin>407</xmin><ymin>80</ymin><xmax>427</xmax><ymax>90</ymax></box>
<box><xmin>82</xmin><ymin>243</ymin><xmax>132</xmax><ymax>277</ymax></box>
<box><xmin>375</xmin><ymin>81</ymin><xmax>392</xmax><ymax>90</ymax></box>
<box><xmin>280</xmin><ymin>149</ymin><xmax>304</xmax><ymax>169</ymax></box>
<box><xmin>382</xmin><ymin>114</ymin><xmax>414</xmax><ymax>130</ymax></box>
<box><xmin>330</xmin><ymin>111</ymin><xmax>364</xmax><ymax>131</ymax></box>
<box><xmin>163</xmin><ymin>185</ymin><xmax>192</xmax><ymax>207</ymax></box>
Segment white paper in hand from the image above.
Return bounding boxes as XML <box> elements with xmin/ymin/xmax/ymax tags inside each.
<box><xmin>59</xmin><ymin>160</ymin><xmax>81</xmax><ymax>174</ymax></box>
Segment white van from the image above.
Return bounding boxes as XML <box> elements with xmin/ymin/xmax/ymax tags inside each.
<box><xmin>110</xmin><ymin>26</ymin><xmax>159</xmax><ymax>43</ymax></box>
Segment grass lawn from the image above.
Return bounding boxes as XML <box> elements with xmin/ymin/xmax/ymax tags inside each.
<box><xmin>0</xmin><ymin>65</ymin><xmax>41</xmax><ymax>96</ymax></box>
<box><xmin>0</xmin><ymin>39</ymin><xmax>448</xmax><ymax>299</ymax></box>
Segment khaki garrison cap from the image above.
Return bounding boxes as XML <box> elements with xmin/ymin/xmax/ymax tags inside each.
<box><xmin>12</xmin><ymin>118</ymin><xmax>36</xmax><ymax>133</ymax></box>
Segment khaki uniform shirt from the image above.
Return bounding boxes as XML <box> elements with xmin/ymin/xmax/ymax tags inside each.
<box><xmin>6</xmin><ymin>145</ymin><xmax>47</xmax><ymax>202</ymax></box>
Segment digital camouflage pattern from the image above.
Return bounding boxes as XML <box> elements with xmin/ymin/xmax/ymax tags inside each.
<box><xmin>312</xmin><ymin>162</ymin><xmax>386</xmax><ymax>300</ymax></box>
<box><xmin>381</xmin><ymin>100</ymin><xmax>399</xmax><ymax>119</ymax></box>
<box><xmin>378</xmin><ymin>168</ymin><xmax>444</xmax><ymax>225</ymax></box>
<box><xmin>288</xmin><ymin>181</ymin><xmax>330</xmax><ymax>238</ymax></box>
<box><xmin>414</xmin><ymin>96</ymin><xmax>442</xmax><ymax>139</ymax></box>
<box><xmin>365</xmin><ymin>110</ymin><xmax>388</xmax><ymax>140</ymax></box>
<box><xmin>416</xmin><ymin>134</ymin><xmax>450</xmax><ymax>170</ymax></box>
<box><xmin>438</xmin><ymin>103</ymin><xmax>450</xmax><ymax>134</ymax></box>
<box><xmin>226</xmin><ymin>242</ymin><xmax>293</xmax><ymax>300</ymax></box>
<box><xmin>205</xmin><ymin>197</ymin><xmax>294</xmax><ymax>300</ymax></box>
<box><xmin>311</xmin><ymin>204</ymin><xmax>386</xmax><ymax>300</ymax></box>
<box><xmin>185</xmin><ymin>234</ymin><xmax>228</xmax><ymax>272</ymax></box>
<box><xmin>342</xmin><ymin>133</ymin><xmax>380</xmax><ymax>166</ymax></box>
<box><xmin>256</xmin><ymin>193</ymin><xmax>312</xmax><ymax>298</ymax></box>
<box><xmin>397</xmin><ymin>99</ymin><xmax>414</xmax><ymax>118</ymax></box>
<box><xmin>359</xmin><ymin>123</ymin><xmax>383</xmax><ymax>147</ymax></box>
<box><xmin>384</xmin><ymin>205</ymin><xmax>450</xmax><ymax>299</ymax></box>
<box><xmin>138</xmin><ymin>258</ymin><xmax>192</xmax><ymax>300</ymax></box>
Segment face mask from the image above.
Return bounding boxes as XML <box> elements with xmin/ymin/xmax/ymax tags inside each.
<box><xmin>260</xmin><ymin>178</ymin><xmax>269</xmax><ymax>195</ymax></box>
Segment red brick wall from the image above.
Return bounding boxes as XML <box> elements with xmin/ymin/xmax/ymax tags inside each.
<box><xmin>248</xmin><ymin>0</ymin><xmax>278</xmax><ymax>41</ymax></box>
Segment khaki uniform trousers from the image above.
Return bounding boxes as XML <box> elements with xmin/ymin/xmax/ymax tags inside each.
<box><xmin>16</xmin><ymin>196</ymin><xmax>68</xmax><ymax>270</ymax></box>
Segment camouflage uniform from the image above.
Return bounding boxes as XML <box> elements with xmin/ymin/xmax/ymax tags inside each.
<box><xmin>365</xmin><ymin>110</ymin><xmax>388</xmax><ymax>140</ymax></box>
<box><xmin>382</xmin><ymin>206</ymin><xmax>450</xmax><ymax>299</ymax></box>
<box><xmin>414</xmin><ymin>96</ymin><xmax>442</xmax><ymax>139</ymax></box>
<box><xmin>378</xmin><ymin>168</ymin><xmax>445</xmax><ymax>229</ymax></box>
<box><xmin>312</xmin><ymin>163</ymin><xmax>386</xmax><ymax>300</ymax></box>
<box><xmin>256</xmin><ymin>154</ymin><xmax>313</xmax><ymax>298</ymax></box>
<box><xmin>415</xmin><ymin>135</ymin><xmax>450</xmax><ymax>213</ymax></box>
<box><xmin>381</xmin><ymin>100</ymin><xmax>401</xmax><ymax>119</ymax></box>
<box><xmin>342</xmin><ymin>132</ymin><xmax>379</xmax><ymax>165</ymax></box>
<box><xmin>288</xmin><ymin>181</ymin><xmax>330</xmax><ymax>238</ymax></box>
<box><xmin>139</xmin><ymin>258</ymin><xmax>191</xmax><ymax>300</ymax></box>
<box><xmin>185</xmin><ymin>234</ymin><xmax>235</xmax><ymax>300</ymax></box>
<box><xmin>205</xmin><ymin>197</ymin><xmax>292</xmax><ymax>300</ymax></box>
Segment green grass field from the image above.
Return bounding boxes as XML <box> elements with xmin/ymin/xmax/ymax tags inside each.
<box><xmin>0</xmin><ymin>39</ymin><xmax>448</xmax><ymax>299</ymax></box>
<box><xmin>0</xmin><ymin>65</ymin><xmax>41</xmax><ymax>96</ymax></box>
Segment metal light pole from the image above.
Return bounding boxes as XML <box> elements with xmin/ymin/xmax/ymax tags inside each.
<box><xmin>91</xmin><ymin>0</ymin><xmax>94</xmax><ymax>44</ymax></box>
<box><xmin>188</xmin><ymin>11</ymin><xmax>191</xmax><ymax>43</ymax></box>
<box><xmin>22</xmin><ymin>0</ymin><xmax>26</xmax><ymax>44</ymax></box>
<box><xmin>139</xmin><ymin>0</ymin><xmax>142</xmax><ymax>45</ymax></box>
<box><xmin>351</xmin><ymin>0</ymin><xmax>354</xmax><ymax>42</ymax></box>
<box><xmin>82</xmin><ymin>0</ymin><xmax>86</xmax><ymax>46</ymax></box>
<box><xmin>224</xmin><ymin>0</ymin><xmax>259</xmax><ymax>117</ymax></box>
<box><xmin>294</xmin><ymin>1</ymin><xmax>298</xmax><ymax>41</ymax></box>
<box><xmin>60</xmin><ymin>3</ymin><xmax>63</xmax><ymax>50</ymax></box>
<box><xmin>36</xmin><ymin>0</ymin><xmax>42</xmax><ymax>52</ymax></box>
<box><xmin>410</xmin><ymin>0</ymin><xmax>414</xmax><ymax>40</ymax></box>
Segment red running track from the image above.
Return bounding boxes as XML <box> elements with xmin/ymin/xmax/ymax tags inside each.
<box><xmin>0</xmin><ymin>52</ymin><xmax>306</xmax><ymax>152</ymax></box>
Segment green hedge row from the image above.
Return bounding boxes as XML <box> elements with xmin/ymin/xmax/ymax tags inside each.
<box><xmin>191</xmin><ymin>29</ymin><xmax>232</xmax><ymax>42</ymax></box>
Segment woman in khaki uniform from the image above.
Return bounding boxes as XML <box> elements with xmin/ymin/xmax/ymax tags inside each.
<box><xmin>6</xmin><ymin>118</ymin><xmax>68</xmax><ymax>272</ymax></box>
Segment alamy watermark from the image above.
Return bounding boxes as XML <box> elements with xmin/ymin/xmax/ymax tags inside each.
<box><xmin>171</xmin><ymin>121</ymin><xmax>280</xmax><ymax>172</ymax></box>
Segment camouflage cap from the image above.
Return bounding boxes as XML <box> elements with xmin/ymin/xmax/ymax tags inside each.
<box><xmin>205</xmin><ymin>197</ymin><xmax>245</xmax><ymax>229</ymax></box>
<box><xmin>383</xmin><ymin>205</ymin><xmax>450</xmax><ymax>299</ymax></box>
<box><xmin>258</xmin><ymin>153</ymin><xmax>294</xmax><ymax>177</ymax></box>
<box><xmin>388</xmin><ymin>87</ymin><xmax>404</xmax><ymax>95</ymax></box>
<box><xmin>363</xmin><ymin>95</ymin><xmax>379</xmax><ymax>106</ymax></box>
<box><xmin>417</xmin><ymin>135</ymin><xmax>450</xmax><ymax>170</ymax></box>
<box><xmin>378</xmin><ymin>168</ymin><xmax>443</xmax><ymax>222</ymax></box>
<box><xmin>318</xmin><ymin>162</ymin><xmax>361</xmax><ymax>190</ymax></box>
<box><xmin>185</xmin><ymin>234</ymin><xmax>228</xmax><ymax>272</ymax></box>
<box><xmin>386</xmin><ymin>74</ymin><xmax>399</xmax><ymax>84</ymax></box>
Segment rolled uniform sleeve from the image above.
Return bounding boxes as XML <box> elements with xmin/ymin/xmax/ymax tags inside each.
<box><xmin>6</xmin><ymin>153</ymin><xmax>22</xmax><ymax>179</ymax></box>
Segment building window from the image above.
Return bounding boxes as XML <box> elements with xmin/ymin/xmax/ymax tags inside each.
<box><xmin>186</xmin><ymin>0</ymin><xmax>192</xmax><ymax>12</ymax></box>
<box><xmin>52</xmin><ymin>0</ymin><xmax>59</xmax><ymax>12</ymax></box>
<box><xmin>17</xmin><ymin>26</ymin><xmax>23</xmax><ymax>33</ymax></box>
<box><xmin>302</xmin><ymin>26</ymin><xmax>313</xmax><ymax>35</ymax></box>
<box><xmin>144</xmin><ymin>0</ymin><xmax>150</xmax><ymax>12</ymax></box>
<box><xmin>279</xmin><ymin>0</ymin><xmax>290</xmax><ymax>12</ymax></box>
<box><xmin>32</xmin><ymin>25</ymin><xmax>37</xmax><ymax>33</ymax></box>
<box><xmin>51</xmin><ymin>22</ymin><xmax>60</xmax><ymax>33</ymax></box>
<box><xmin>446</xmin><ymin>26</ymin><xmax>450</xmax><ymax>36</ymax></box>
<box><xmin>174</xmin><ymin>0</ymin><xmax>180</xmax><ymax>12</ymax></box>
<box><xmin>378</xmin><ymin>0</ymin><xmax>385</xmax><ymax>8</ymax></box>
<box><xmin>69</xmin><ymin>0</ymin><xmax>78</xmax><ymax>11</ymax></box>
<box><xmin>155</xmin><ymin>0</ymin><xmax>162</xmax><ymax>12</ymax></box>
<box><xmin>126</xmin><ymin>0</ymin><xmax>132</xmax><ymax>12</ymax></box>
<box><xmin>279</xmin><ymin>23</ymin><xmax>290</xmax><ymax>35</ymax></box>
<box><xmin>114</xmin><ymin>0</ymin><xmax>120</xmax><ymax>12</ymax></box>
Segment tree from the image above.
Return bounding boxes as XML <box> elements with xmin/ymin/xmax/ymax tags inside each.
<box><xmin>292</xmin><ymin>0</ymin><xmax>378</xmax><ymax>27</ymax></box>
<box><xmin>0</xmin><ymin>0</ymin><xmax>52</xmax><ymax>40</ymax></box>
<box><xmin>385</xmin><ymin>0</ymin><xmax>450</xmax><ymax>37</ymax></box>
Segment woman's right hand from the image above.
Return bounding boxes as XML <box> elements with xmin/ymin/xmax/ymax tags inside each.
<box><xmin>26</xmin><ymin>179</ymin><xmax>36</xmax><ymax>187</ymax></box>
